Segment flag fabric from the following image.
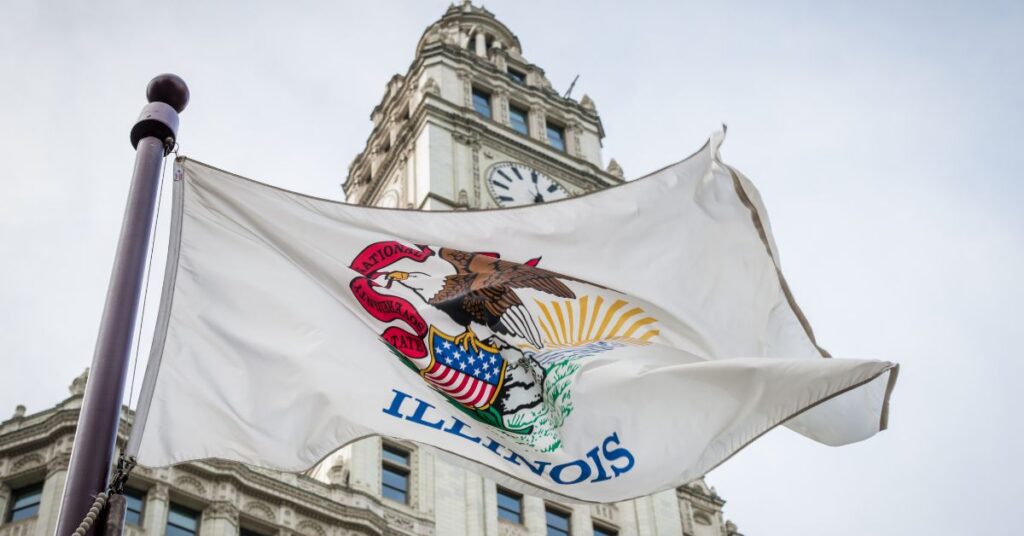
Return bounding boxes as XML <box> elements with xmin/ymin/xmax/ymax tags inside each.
<box><xmin>127</xmin><ymin>132</ymin><xmax>898</xmax><ymax>502</ymax></box>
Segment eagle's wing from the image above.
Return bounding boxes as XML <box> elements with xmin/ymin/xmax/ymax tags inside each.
<box><xmin>473</xmin><ymin>257</ymin><xmax>578</xmax><ymax>298</ymax></box>
<box><xmin>428</xmin><ymin>274</ymin><xmax>470</xmax><ymax>305</ymax></box>
<box><xmin>471</xmin><ymin>258</ymin><xmax>583</xmax><ymax>348</ymax></box>
<box><xmin>474</xmin><ymin>285</ymin><xmax>544</xmax><ymax>348</ymax></box>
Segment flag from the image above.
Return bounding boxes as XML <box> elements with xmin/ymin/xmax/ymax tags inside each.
<box><xmin>127</xmin><ymin>132</ymin><xmax>898</xmax><ymax>502</ymax></box>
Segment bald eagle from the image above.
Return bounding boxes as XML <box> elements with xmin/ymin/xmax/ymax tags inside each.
<box><xmin>387</xmin><ymin>248</ymin><xmax>578</xmax><ymax>349</ymax></box>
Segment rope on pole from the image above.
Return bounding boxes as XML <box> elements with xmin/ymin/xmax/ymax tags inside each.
<box><xmin>68</xmin><ymin>452</ymin><xmax>136</xmax><ymax>536</ymax></box>
<box><xmin>71</xmin><ymin>492</ymin><xmax>108</xmax><ymax>536</ymax></box>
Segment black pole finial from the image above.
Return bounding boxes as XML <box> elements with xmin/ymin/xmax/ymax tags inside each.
<box><xmin>146</xmin><ymin>73</ymin><xmax>189</xmax><ymax>113</ymax></box>
<box><xmin>130</xmin><ymin>73</ymin><xmax>188</xmax><ymax>149</ymax></box>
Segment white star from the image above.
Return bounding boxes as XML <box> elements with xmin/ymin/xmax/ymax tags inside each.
<box><xmin>458</xmin><ymin>361</ymin><xmax>467</xmax><ymax>370</ymax></box>
<box><xmin>489</xmin><ymin>356</ymin><xmax>497</xmax><ymax>365</ymax></box>
<box><xmin>474</xmin><ymin>368</ymin><xmax>481</xmax><ymax>375</ymax></box>
<box><xmin>482</xmin><ymin>362</ymin><xmax>490</xmax><ymax>371</ymax></box>
<box><xmin>468</xmin><ymin>354</ymin><xmax>476</xmax><ymax>365</ymax></box>
<box><xmin>484</xmin><ymin>371</ymin><xmax>493</xmax><ymax>380</ymax></box>
<box><xmin>442</xmin><ymin>340</ymin><xmax>451</xmax><ymax>349</ymax></box>
<box><xmin>435</xmin><ymin>346</ymin><xmax>443</xmax><ymax>354</ymax></box>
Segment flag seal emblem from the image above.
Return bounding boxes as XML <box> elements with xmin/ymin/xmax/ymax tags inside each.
<box><xmin>349</xmin><ymin>240</ymin><xmax>659</xmax><ymax>451</ymax></box>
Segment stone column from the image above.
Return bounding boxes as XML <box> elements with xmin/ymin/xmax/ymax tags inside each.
<box><xmin>143</xmin><ymin>483</ymin><xmax>170</xmax><ymax>535</ymax></box>
<box><xmin>464</xmin><ymin>471</ymin><xmax>485</xmax><ymax>536</ymax></box>
<box><xmin>432</xmin><ymin>461</ymin><xmax>466</xmax><ymax>536</ymax></box>
<box><xmin>521</xmin><ymin>496</ymin><xmax>546</xmax><ymax>536</ymax></box>
<box><xmin>475</xmin><ymin>32</ymin><xmax>487</xmax><ymax>57</ymax></box>
<box><xmin>347</xmin><ymin>437</ymin><xmax>381</xmax><ymax>495</ymax></box>
<box><xmin>570</xmin><ymin>504</ymin><xmax>593</xmax><ymax>536</ymax></box>
<box><xmin>631</xmin><ymin>497</ymin><xmax>656</xmax><ymax>536</ymax></box>
<box><xmin>679</xmin><ymin>498</ymin><xmax>696</xmax><ymax>536</ymax></box>
<box><xmin>530</xmin><ymin>105</ymin><xmax>547</xmax><ymax>143</ymax></box>
<box><xmin>456</xmin><ymin>70</ymin><xmax>472</xmax><ymax>109</ymax></box>
<box><xmin>567</xmin><ymin>122</ymin><xmax>584</xmax><ymax>159</ymax></box>
<box><xmin>494</xmin><ymin>89</ymin><xmax>510</xmax><ymax>126</ymax></box>
<box><xmin>649</xmin><ymin>489</ymin><xmax>684</xmax><ymax>535</ymax></box>
<box><xmin>492</xmin><ymin>49</ymin><xmax>508</xmax><ymax>72</ymax></box>
<box><xmin>416</xmin><ymin>448</ymin><xmax>435</xmax><ymax>517</ymax></box>
<box><xmin>200</xmin><ymin>501</ymin><xmax>239</xmax><ymax>536</ymax></box>
<box><xmin>480</xmin><ymin>479</ymin><xmax>498</xmax><ymax>536</ymax></box>
<box><xmin>37</xmin><ymin>456</ymin><xmax>69</xmax><ymax>536</ymax></box>
<box><xmin>0</xmin><ymin>483</ymin><xmax>10</xmax><ymax>528</ymax></box>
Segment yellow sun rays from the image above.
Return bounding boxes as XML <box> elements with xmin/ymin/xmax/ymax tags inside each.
<box><xmin>534</xmin><ymin>295</ymin><xmax>660</xmax><ymax>348</ymax></box>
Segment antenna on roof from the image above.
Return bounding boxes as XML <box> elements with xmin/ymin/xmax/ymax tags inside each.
<box><xmin>563</xmin><ymin>75</ymin><xmax>580</xmax><ymax>99</ymax></box>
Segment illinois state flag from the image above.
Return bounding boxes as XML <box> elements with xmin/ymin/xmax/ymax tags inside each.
<box><xmin>128</xmin><ymin>132</ymin><xmax>898</xmax><ymax>502</ymax></box>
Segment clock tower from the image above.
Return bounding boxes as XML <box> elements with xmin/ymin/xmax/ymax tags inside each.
<box><xmin>343</xmin><ymin>0</ymin><xmax>624</xmax><ymax>209</ymax></box>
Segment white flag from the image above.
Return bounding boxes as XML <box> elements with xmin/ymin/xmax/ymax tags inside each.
<box><xmin>128</xmin><ymin>132</ymin><xmax>897</xmax><ymax>502</ymax></box>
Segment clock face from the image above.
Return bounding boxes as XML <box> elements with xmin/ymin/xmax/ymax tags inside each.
<box><xmin>486</xmin><ymin>162</ymin><xmax>570</xmax><ymax>207</ymax></box>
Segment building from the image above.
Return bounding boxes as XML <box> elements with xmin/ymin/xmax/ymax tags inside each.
<box><xmin>342</xmin><ymin>1</ymin><xmax>621</xmax><ymax>208</ymax></box>
<box><xmin>0</xmin><ymin>3</ymin><xmax>744</xmax><ymax>536</ymax></box>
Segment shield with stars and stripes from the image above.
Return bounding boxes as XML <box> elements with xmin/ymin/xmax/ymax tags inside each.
<box><xmin>421</xmin><ymin>327</ymin><xmax>508</xmax><ymax>410</ymax></box>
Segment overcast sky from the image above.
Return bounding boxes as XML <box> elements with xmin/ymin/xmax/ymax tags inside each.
<box><xmin>1</xmin><ymin>1</ymin><xmax>1021</xmax><ymax>534</ymax></box>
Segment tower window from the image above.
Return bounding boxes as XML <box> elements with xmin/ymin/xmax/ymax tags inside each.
<box><xmin>472</xmin><ymin>88</ymin><xmax>492</xmax><ymax>119</ymax></box>
<box><xmin>546</xmin><ymin>122</ymin><xmax>566</xmax><ymax>152</ymax></box>
<box><xmin>496</xmin><ymin>487</ymin><xmax>523</xmax><ymax>524</ymax></box>
<box><xmin>508</xmin><ymin>105</ymin><xmax>529</xmax><ymax>135</ymax></box>
<box><xmin>124</xmin><ymin>487</ymin><xmax>145</xmax><ymax>526</ymax></box>
<box><xmin>593</xmin><ymin>523</ymin><xmax>618</xmax><ymax>536</ymax></box>
<box><xmin>381</xmin><ymin>443</ymin><xmax>411</xmax><ymax>504</ymax></box>
<box><xmin>545</xmin><ymin>506</ymin><xmax>571</xmax><ymax>536</ymax></box>
<box><xmin>166</xmin><ymin>503</ymin><xmax>199</xmax><ymax>536</ymax></box>
<box><xmin>6</xmin><ymin>483</ymin><xmax>43</xmax><ymax>522</ymax></box>
<box><xmin>507</xmin><ymin>68</ymin><xmax>527</xmax><ymax>84</ymax></box>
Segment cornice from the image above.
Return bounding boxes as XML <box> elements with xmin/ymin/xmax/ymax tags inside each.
<box><xmin>0</xmin><ymin>407</ymin><xmax>78</xmax><ymax>458</ymax></box>
<box><xmin>349</xmin><ymin>42</ymin><xmax>604</xmax><ymax>195</ymax></box>
<box><xmin>174</xmin><ymin>459</ymin><xmax>432</xmax><ymax>535</ymax></box>
<box><xmin>349</xmin><ymin>97</ymin><xmax>619</xmax><ymax>205</ymax></box>
<box><xmin>416</xmin><ymin>44</ymin><xmax>600</xmax><ymax>124</ymax></box>
<box><xmin>677</xmin><ymin>485</ymin><xmax>726</xmax><ymax>508</ymax></box>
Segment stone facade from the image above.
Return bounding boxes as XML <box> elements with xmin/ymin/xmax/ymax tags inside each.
<box><xmin>0</xmin><ymin>373</ymin><xmax>742</xmax><ymax>536</ymax></box>
<box><xmin>342</xmin><ymin>1</ymin><xmax>621</xmax><ymax>209</ymax></box>
<box><xmin>1</xmin><ymin>4</ymin><xmax>745</xmax><ymax>536</ymax></box>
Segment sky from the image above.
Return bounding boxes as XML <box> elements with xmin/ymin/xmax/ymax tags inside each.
<box><xmin>1</xmin><ymin>0</ymin><xmax>1022</xmax><ymax>534</ymax></box>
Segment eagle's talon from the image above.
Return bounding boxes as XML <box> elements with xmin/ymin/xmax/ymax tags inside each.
<box><xmin>453</xmin><ymin>330</ymin><xmax>477</xmax><ymax>350</ymax></box>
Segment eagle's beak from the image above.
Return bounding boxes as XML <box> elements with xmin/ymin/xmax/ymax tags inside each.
<box><xmin>386</xmin><ymin>271</ymin><xmax>410</xmax><ymax>281</ymax></box>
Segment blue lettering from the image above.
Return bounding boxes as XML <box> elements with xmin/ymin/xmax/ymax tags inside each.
<box><xmin>550</xmin><ymin>459</ymin><xmax>591</xmax><ymax>485</ymax></box>
<box><xmin>585</xmin><ymin>446</ymin><xmax>612</xmax><ymax>483</ymax></box>
<box><xmin>382</xmin><ymin>389</ymin><xmax>412</xmax><ymax>418</ymax></box>
<box><xmin>602</xmin><ymin>432</ymin><xmax>635</xmax><ymax>477</ymax></box>
<box><xmin>443</xmin><ymin>417</ymin><xmax>481</xmax><ymax>443</ymax></box>
<box><xmin>481</xmin><ymin>437</ymin><xmax>506</xmax><ymax>456</ymax></box>
<box><xmin>405</xmin><ymin>398</ymin><xmax>444</xmax><ymax>429</ymax></box>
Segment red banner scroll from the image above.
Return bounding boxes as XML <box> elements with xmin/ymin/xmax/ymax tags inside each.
<box><xmin>349</xmin><ymin>241</ymin><xmax>434</xmax><ymax>359</ymax></box>
<box><xmin>350</xmin><ymin>241</ymin><xmax>434</xmax><ymax>277</ymax></box>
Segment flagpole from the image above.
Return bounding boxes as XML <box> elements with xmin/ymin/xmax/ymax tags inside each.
<box><xmin>55</xmin><ymin>74</ymin><xmax>188</xmax><ymax>536</ymax></box>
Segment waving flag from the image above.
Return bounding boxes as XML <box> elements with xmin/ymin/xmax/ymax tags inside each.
<box><xmin>127</xmin><ymin>132</ymin><xmax>898</xmax><ymax>502</ymax></box>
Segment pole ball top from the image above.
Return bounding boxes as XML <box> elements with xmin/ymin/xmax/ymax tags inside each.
<box><xmin>146</xmin><ymin>74</ymin><xmax>189</xmax><ymax>113</ymax></box>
